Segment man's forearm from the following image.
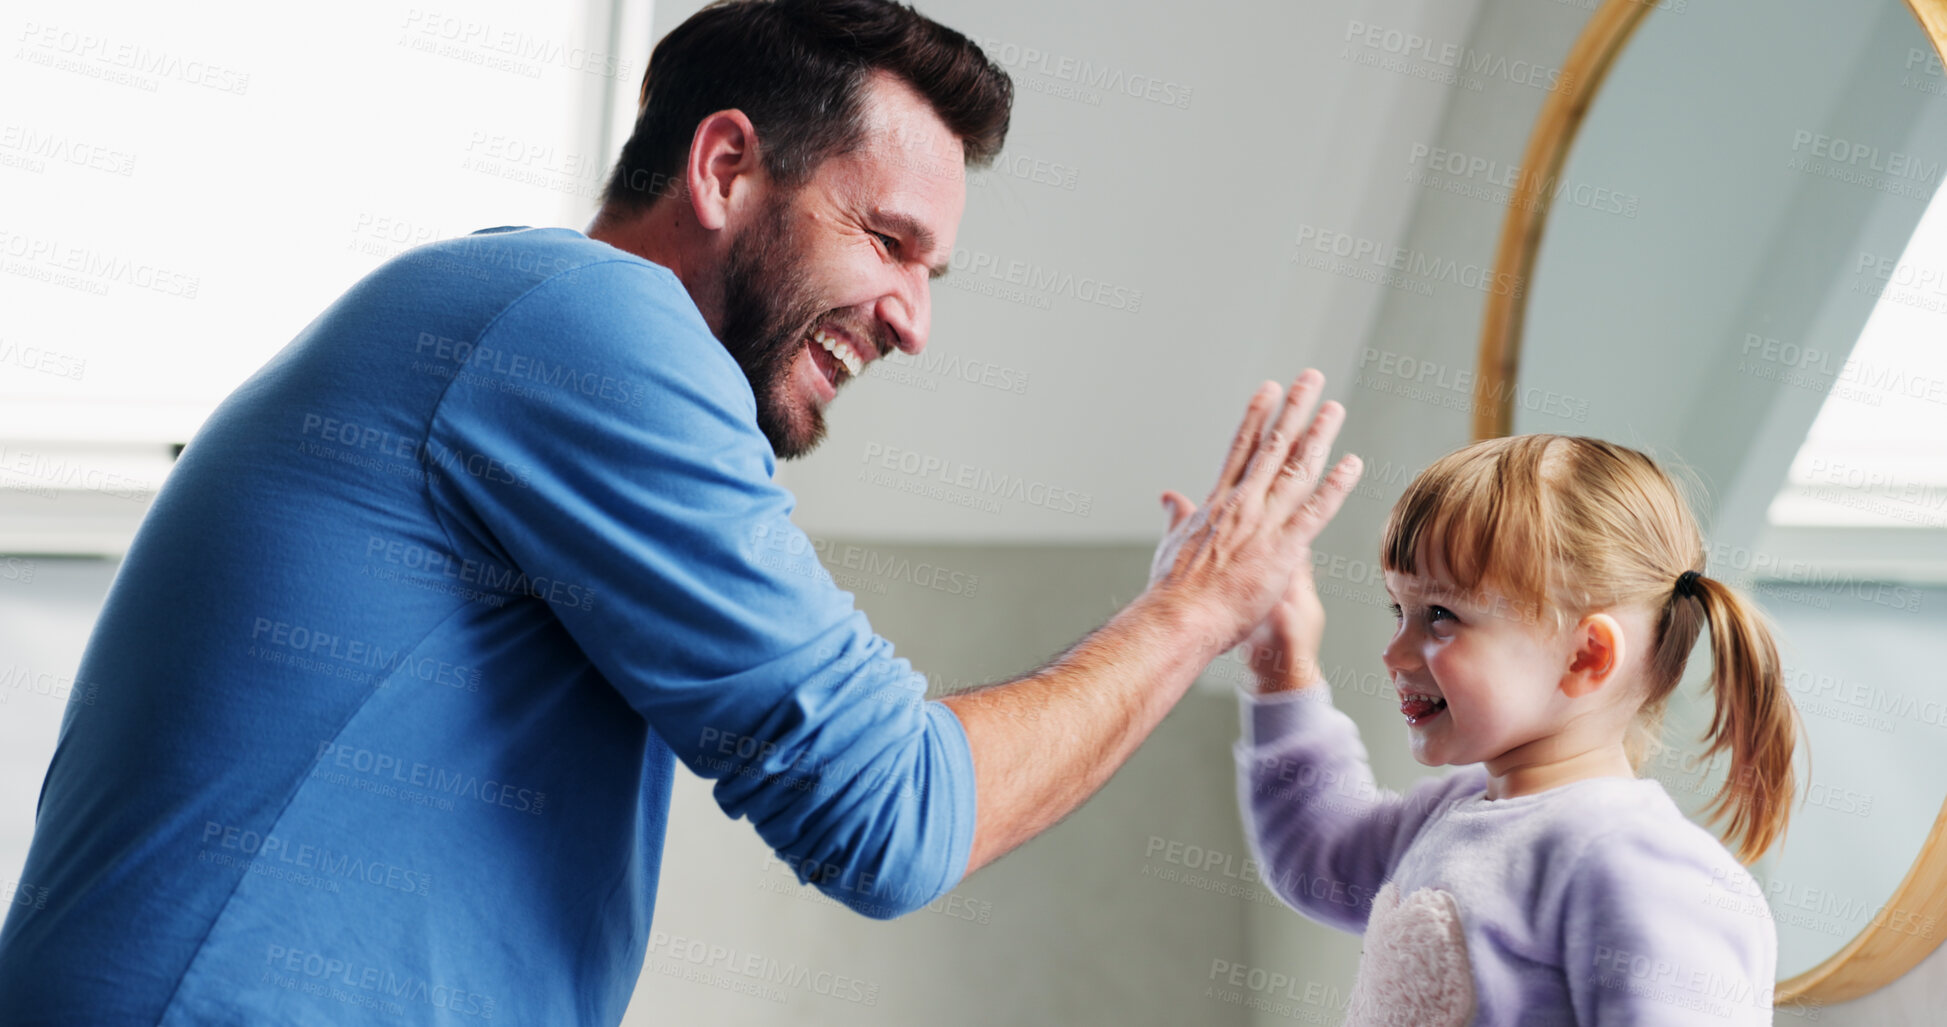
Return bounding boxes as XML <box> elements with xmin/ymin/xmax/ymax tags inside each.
<box><xmin>939</xmin><ymin>592</ymin><xmax>1227</xmax><ymax>875</ymax></box>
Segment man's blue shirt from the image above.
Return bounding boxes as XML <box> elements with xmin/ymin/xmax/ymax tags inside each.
<box><xmin>0</xmin><ymin>226</ymin><xmax>976</xmax><ymax>1025</ymax></box>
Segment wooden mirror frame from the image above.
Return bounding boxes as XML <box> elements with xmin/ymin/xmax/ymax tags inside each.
<box><xmin>1472</xmin><ymin>0</ymin><xmax>1947</xmax><ymax>1007</ymax></box>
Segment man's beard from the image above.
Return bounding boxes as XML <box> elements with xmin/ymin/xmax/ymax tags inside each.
<box><xmin>714</xmin><ymin>190</ymin><xmax>834</xmax><ymax>460</ymax></box>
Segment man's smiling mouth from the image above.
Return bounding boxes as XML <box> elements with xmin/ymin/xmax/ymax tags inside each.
<box><xmin>805</xmin><ymin>325</ymin><xmax>865</xmax><ymax>389</ymax></box>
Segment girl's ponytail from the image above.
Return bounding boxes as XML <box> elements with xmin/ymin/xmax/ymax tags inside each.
<box><xmin>1683</xmin><ymin>571</ymin><xmax>1799</xmax><ymax>864</ymax></box>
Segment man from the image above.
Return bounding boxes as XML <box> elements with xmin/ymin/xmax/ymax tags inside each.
<box><xmin>0</xmin><ymin>1</ymin><xmax>1361</xmax><ymax>1023</ymax></box>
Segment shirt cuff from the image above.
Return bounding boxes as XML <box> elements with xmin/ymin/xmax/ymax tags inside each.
<box><xmin>1236</xmin><ymin>679</ymin><xmax>1336</xmax><ymax>748</ymax></box>
<box><xmin>928</xmin><ymin>698</ymin><xmax>978</xmax><ymax>895</ymax></box>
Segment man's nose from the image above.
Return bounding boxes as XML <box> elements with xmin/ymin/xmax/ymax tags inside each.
<box><xmin>877</xmin><ymin>265</ymin><xmax>931</xmax><ymax>355</ymax></box>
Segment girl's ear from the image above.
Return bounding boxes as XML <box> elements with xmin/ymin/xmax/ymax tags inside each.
<box><xmin>1559</xmin><ymin>613</ymin><xmax>1625</xmax><ymax>699</ymax></box>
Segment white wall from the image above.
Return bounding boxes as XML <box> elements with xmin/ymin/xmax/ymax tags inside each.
<box><xmin>1821</xmin><ymin>936</ymin><xmax>1947</xmax><ymax>1023</ymax></box>
<box><xmin>731</xmin><ymin>0</ymin><xmax>1494</xmax><ymax>544</ymax></box>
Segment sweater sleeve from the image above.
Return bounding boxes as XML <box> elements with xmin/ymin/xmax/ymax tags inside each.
<box><xmin>1561</xmin><ymin>822</ymin><xmax>1777</xmax><ymax>1025</ymax></box>
<box><xmin>421</xmin><ymin>259</ymin><xmax>973</xmax><ymax>919</ymax></box>
<box><xmin>1234</xmin><ymin>684</ymin><xmax>1481</xmax><ymax>933</ymax></box>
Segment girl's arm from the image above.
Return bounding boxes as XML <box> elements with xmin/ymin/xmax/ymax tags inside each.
<box><xmin>1188</xmin><ymin>458</ymin><xmax>1471</xmax><ymax>933</ymax></box>
<box><xmin>1235</xmin><ymin>683</ymin><xmax>1483</xmax><ymax>934</ymax></box>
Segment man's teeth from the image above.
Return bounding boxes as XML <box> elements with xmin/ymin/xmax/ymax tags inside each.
<box><xmin>813</xmin><ymin>329</ymin><xmax>864</xmax><ymax>377</ymax></box>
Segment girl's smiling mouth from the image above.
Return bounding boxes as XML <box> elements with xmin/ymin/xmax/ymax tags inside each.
<box><xmin>1400</xmin><ymin>692</ymin><xmax>1448</xmax><ymax>725</ymax></box>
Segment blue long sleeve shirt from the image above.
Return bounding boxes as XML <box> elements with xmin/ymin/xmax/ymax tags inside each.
<box><xmin>0</xmin><ymin>226</ymin><xmax>977</xmax><ymax>1026</ymax></box>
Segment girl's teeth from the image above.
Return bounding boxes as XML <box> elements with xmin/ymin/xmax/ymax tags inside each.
<box><xmin>813</xmin><ymin>330</ymin><xmax>863</xmax><ymax>376</ymax></box>
<box><xmin>1399</xmin><ymin>692</ymin><xmax>1448</xmax><ymax>723</ymax></box>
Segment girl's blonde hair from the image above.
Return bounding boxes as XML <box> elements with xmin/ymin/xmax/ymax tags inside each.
<box><xmin>1379</xmin><ymin>434</ymin><xmax>1798</xmax><ymax>864</ymax></box>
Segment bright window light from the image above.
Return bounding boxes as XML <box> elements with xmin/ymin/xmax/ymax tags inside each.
<box><xmin>1769</xmin><ymin>185</ymin><xmax>1947</xmax><ymax>530</ymax></box>
<box><xmin>0</xmin><ymin>0</ymin><xmax>626</xmax><ymax>445</ymax></box>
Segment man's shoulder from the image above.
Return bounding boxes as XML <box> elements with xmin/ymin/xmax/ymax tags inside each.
<box><xmin>403</xmin><ymin>225</ymin><xmax>681</xmax><ymax>295</ymax></box>
<box><xmin>400</xmin><ymin>228</ymin><xmax>751</xmax><ymax>421</ymax></box>
<box><xmin>386</xmin><ymin>226</ymin><xmax>722</xmax><ymax>366</ymax></box>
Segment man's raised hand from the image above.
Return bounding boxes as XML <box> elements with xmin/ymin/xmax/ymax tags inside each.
<box><xmin>1146</xmin><ymin>369</ymin><xmax>1363</xmax><ymax>658</ymax></box>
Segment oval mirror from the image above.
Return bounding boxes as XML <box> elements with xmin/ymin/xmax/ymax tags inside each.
<box><xmin>1476</xmin><ymin>0</ymin><xmax>1947</xmax><ymax>1007</ymax></box>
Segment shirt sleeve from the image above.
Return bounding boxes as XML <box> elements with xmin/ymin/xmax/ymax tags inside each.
<box><xmin>422</xmin><ymin>258</ymin><xmax>974</xmax><ymax>919</ymax></box>
<box><xmin>1234</xmin><ymin>684</ymin><xmax>1481</xmax><ymax>933</ymax></box>
<box><xmin>1560</xmin><ymin>822</ymin><xmax>1777</xmax><ymax>1025</ymax></box>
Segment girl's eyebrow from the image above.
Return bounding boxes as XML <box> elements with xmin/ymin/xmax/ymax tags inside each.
<box><xmin>1384</xmin><ymin>575</ymin><xmax>1462</xmax><ymax>601</ymax></box>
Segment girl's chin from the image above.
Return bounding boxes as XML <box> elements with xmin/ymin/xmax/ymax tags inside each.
<box><xmin>1407</xmin><ymin>738</ymin><xmax>1472</xmax><ymax>768</ymax></box>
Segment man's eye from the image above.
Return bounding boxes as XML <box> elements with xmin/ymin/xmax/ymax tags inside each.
<box><xmin>871</xmin><ymin>231</ymin><xmax>898</xmax><ymax>252</ymax></box>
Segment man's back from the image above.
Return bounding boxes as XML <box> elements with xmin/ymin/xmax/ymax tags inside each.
<box><xmin>0</xmin><ymin>227</ymin><xmax>975</xmax><ymax>1025</ymax></box>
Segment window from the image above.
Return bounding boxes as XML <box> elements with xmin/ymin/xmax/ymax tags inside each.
<box><xmin>0</xmin><ymin>0</ymin><xmax>646</xmax><ymax>552</ymax></box>
<box><xmin>1768</xmin><ymin>186</ymin><xmax>1947</xmax><ymax>534</ymax></box>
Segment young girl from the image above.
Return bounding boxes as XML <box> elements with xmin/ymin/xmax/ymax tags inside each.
<box><xmin>1232</xmin><ymin>433</ymin><xmax>1798</xmax><ymax>1026</ymax></box>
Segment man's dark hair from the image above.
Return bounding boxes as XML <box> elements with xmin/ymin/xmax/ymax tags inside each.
<box><xmin>600</xmin><ymin>0</ymin><xmax>1012</xmax><ymax>213</ymax></box>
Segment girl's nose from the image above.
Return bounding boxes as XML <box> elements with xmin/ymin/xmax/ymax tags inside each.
<box><xmin>1380</xmin><ymin>624</ymin><xmax>1418</xmax><ymax>675</ymax></box>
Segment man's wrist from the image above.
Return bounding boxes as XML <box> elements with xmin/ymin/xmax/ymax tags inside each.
<box><xmin>1123</xmin><ymin>588</ymin><xmax>1236</xmax><ymax>664</ymax></box>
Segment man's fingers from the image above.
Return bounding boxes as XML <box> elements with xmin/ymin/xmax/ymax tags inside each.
<box><xmin>1240</xmin><ymin>370</ymin><xmax>1324</xmax><ymax>496</ymax></box>
<box><xmin>1288</xmin><ymin>453</ymin><xmax>1363</xmax><ymax>535</ymax></box>
<box><xmin>1266</xmin><ymin>398</ymin><xmax>1346</xmax><ymax>513</ymax></box>
<box><xmin>1206</xmin><ymin>381</ymin><xmax>1280</xmax><ymax>506</ymax></box>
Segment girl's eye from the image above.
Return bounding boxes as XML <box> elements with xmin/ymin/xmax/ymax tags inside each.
<box><xmin>1389</xmin><ymin>603</ymin><xmax>1456</xmax><ymax>628</ymax></box>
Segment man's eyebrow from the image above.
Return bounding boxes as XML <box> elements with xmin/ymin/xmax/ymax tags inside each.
<box><xmin>874</xmin><ymin>210</ymin><xmax>950</xmax><ymax>279</ymax></box>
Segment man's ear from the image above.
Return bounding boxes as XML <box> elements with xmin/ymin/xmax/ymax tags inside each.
<box><xmin>1559</xmin><ymin>613</ymin><xmax>1625</xmax><ymax>699</ymax></box>
<box><xmin>685</xmin><ymin>109</ymin><xmax>765</xmax><ymax>233</ymax></box>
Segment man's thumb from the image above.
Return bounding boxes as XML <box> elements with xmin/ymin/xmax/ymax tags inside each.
<box><xmin>1159</xmin><ymin>490</ymin><xmax>1195</xmax><ymax>529</ymax></box>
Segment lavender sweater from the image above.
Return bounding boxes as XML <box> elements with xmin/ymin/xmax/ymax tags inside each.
<box><xmin>1235</xmin><ymin>686</ymin><xmax>1777</xmax><ymax>1026</ymax></box>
